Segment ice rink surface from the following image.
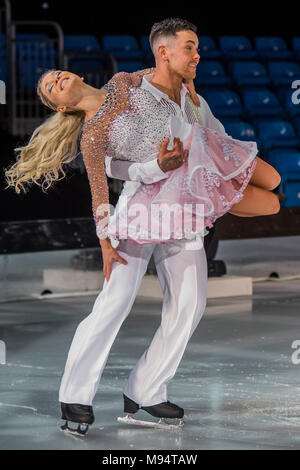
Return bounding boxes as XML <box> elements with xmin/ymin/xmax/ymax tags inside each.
<box><xmin>1</xmin><ymin>236</ymin><xmax>300</xmax><ymax>450</ymax></box>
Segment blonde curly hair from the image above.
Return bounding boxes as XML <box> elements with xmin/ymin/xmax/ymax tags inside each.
<box><xmin>4</xmin><ymin>69</ymin><xmax>85</xmax><ymax>194</ymax></box>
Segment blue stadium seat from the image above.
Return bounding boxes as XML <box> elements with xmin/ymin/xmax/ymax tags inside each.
<box><xmin>202</xmin><ymin>89</ymin><xmax>244</xmax><ymax>117</ymax></box>
<box><xmin>0</xmin><ymin>57</ymin><xmax>7</xmax><ymax>82</ymax></box>
<box><xmin>102</xmin><ymin>35</ymin><xmax>143</xmax><ymax>60</ymax></box>
<box><xmin>64</xmin><ymin>35</ymin><xmax>101</xmax><ymax>52</ymax></box>
<box><xmin>219</xmin><ymin>36</ymin><xmax>257</xmax><ymax>59</ymax></box>
<box><xmin>267</xmin><ymin>148</ymin><xmax>300</xmax><ymax>207</ymax></box>
<box><xmin>18</xmin><ymin>44</ymin><xmax>57</xmax><ymax>61</ymax></box>
<box><xmin>140</xmin><ymin>35</ymin><xmax>155</xmax><ymax>66</ymax></box>
<box><xmin>255</xmin><ymin>37</ymin><xmax>294</xmax><ymax>59</ymax></box>
<box><xmin>194</xmin><ymin>61</ymin><xmax>231</xmax><ymax>87</ymax></box>
<box><xmin>1</xmin><ymin>33</ymin><xmax>53</xmax><ymax>58</ymax></box>
<box><xmin>15</xmin><ymin>34</ymin><xmax>58</xmax><ymax>90</ymax></box>
<box><xmin>241</xmin><ymin>88</ymin><xmax>283</xmax><ymax>117</ymax></box>
<box><xmin>222</xmin><ymin>120</ymin><xmax>262</xmax><ymax>151</ymax></box>
<box><xmin>63</xmin><ymin>36</ymin><xmax>104</xmax><ymax>83</ymax></box>
<box><xmin>15</xmin><ymin>33</ymin><xmax>55</xmax><ymax>57</ymax></box>
<box><xmin>292</xmin><ymin>117</ymin><xmax>300</xmax><ymax>137</ymax></box>
<box><xmin>254</xmin><ymin>119</ymin><xmax>300</xmax><ymax>152</ymax></box>
<box><xmin>2</xmin><ymin>33</ymin><xmax>56</xmax><ymax>59</ymax></box>
<box><xmin>268</xmin><ymin>148</ymin><xmax>300</xmax><ymax>171</ymax></box>
<box><xmin>229</xmin><ymin>61</ymin><xmax>271</xmax><ymax>86</ymax></box>
<box><xmin>198</xmin><ymin>36</ymin><xmax>221</xmax><ymax>59</ymax></box>
<box><xmin>0</xmin><ymin>33</ymin><xmax>6</xmax><ymax>56</ymax></box>
<box><xmin>222</xmin><ymin>120</ymin><xmax>257</xmax><ymax>140</ymax></box>
<box><xmin>19</xmin><ymin>56</ymin><xmax>57</xmax><ymax>89</ymax></box>
<box><xmin>67</xmin><ymin>56</ymin><xmax>104</xmax><ymax>73</ymax></box>
<box><xmin>116</xmin><ymin>60</ymin><xmax>146</xmax><ymax>73</ymax></box>
<box><xmin>140</xmin><ymin>35</ymin><xmax>151</xmax><ymax>54</ymax></box>
<box><xmin>268</xmin><ymin>61</ymin><xmax>300</xmax><ymax>86</ymax></box>
<box><xmin>276</xmin><ymin>87</ymin><xmax>300</xmax><ymax>117</ymax></box>
<box><xmin>292</xmin><ymin>37</ymin><xmax>300</xmax><ymax>59</ymax></box>
<box><xmin>280</xmin><ymin>181</ymin><xmax>300</xmax><ymax>206</ymax></box>
<box><xmin>2</xmin><ymin>33</ymin><xmax>60</xmax><ymax>89</ymax></box>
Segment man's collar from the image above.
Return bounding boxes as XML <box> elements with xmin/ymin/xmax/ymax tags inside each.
<box><xmin>141</xmin><ymin>73</ymin><xmax>189</xmax><ymax>103</ymax></box>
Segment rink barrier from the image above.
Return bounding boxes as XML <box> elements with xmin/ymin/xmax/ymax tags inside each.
<box><xmin>0</xmin><ymin>218</ymin><xmax>99</xmax><ymax>255</ymax></box>
<box><xmin>1</xmin><ymin>206</ymin><xmax>300</xmax><ymax>255</ymax></box>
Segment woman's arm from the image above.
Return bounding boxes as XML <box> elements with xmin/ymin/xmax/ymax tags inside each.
<box><xmin>183</xmin><ymin>79</ymin><xmax>201</xmax><ymax>107</ymax></box>
<box><xmin>80</xmin><ymin>127</ymin><xmax>111</xmax><ymax>241</ymax></box>
<box><xmin>81</xmin><ymin>127</ymin><xmax>128</xmax><ymax>279</ymax></box>
<box><xmin>100</xmin><ymin>236</ymin><xmax>128</xmax><ymax>281</ymax></box>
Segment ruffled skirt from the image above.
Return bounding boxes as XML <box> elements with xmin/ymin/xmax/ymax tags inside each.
<box><xmin>107</xmin><ymin>117</ymin><xmax>258</xmax><ymax>244</ymax></box>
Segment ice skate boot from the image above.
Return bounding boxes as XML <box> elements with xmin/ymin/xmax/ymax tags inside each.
<box><xmin>272</xmin><ymin>187</ymin><xmax>286</xmax><ymax>203</ymax></box>
<box><xmin>60</xmin><ymin>402</ymin><xmax>94</xmax><ymax>436</ymax></box>
<box><xmin>117</xmin><ymin>394</ymin><xmax>184</xmax><ymax>430</ymax></box>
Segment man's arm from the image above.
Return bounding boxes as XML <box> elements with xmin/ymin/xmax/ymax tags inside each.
<box><xmin>105</xmin><ymin>155</ymin><xmax>169</xmax><ymax>184</ymax></box>
<box><xmin>105</xmin><ymin>138</ymin><xmax>188</xmax><ymax>183</ymax></box>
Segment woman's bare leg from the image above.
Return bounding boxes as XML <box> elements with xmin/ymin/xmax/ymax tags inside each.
<box><xmin>249</xmin><ymin>156</ymin><xmax>281</xmax><ymax>190</ymax></box>
<box><xmin>228</xmin><ymin>208</ymin><xmax>256</xmax><ymax>217</ymax></box>
<box><xmin>229</xmin><ymin>183</ymin><xmax>280</xmax><ymax>217</ymax></box>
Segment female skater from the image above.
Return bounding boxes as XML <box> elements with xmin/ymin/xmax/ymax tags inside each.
<box><xmin>5</xmin><ymin>67</ymin><xmax>280</xmax><ymax>245</ymax></box>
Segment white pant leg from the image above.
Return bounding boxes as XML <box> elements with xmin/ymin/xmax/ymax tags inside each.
<box><xmin>58</xmin><ymin>240</ymin><xmax>154</xmax><ymax>405</ymax></box>
<box><xmin>123</xmin><ymin>237</ymin><xmax>207</xmax><ymax>406</ymax></box>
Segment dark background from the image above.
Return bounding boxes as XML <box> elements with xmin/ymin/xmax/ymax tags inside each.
<box><xmin>9</xmin><ymin>1</ymin><xmax>300</xmax><ymax>39</ymax></box>
<box><xmin>1</xmin><ymin>0</ymin><xmax>300</xmax><ymax>225</ymax></box>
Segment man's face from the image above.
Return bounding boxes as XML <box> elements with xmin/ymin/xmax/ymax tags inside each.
<box><xmin>164</xmin><ymin>30</ymin><xmax>200</xmax><ymax>80</ymax></box>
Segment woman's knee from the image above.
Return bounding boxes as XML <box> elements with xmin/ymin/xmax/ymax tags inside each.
<box><xmin>260</xmin><ymin>159</ymin><xmax>281</xmax><ymax>190</ymax></box>
<box><xmin>270</xmin><ymin>192</ymin><xmax>281</xmax><ymax>214</ymax></box>
<box><xmin>268</xmin><ymin>168</ymin><xmax>281</xmax><ymax>190</ymax></box>
<box><xmin>251</xmin><ymin>157</ymin><xmax>282</xmax><ymax>190</ymax></box>
<box><xmin>259</xmin><ymin>191</ymin><xmax>281</xmax><ymax>215</ymax></box>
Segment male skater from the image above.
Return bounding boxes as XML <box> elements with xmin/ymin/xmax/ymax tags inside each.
<box><xmin>59</xmin><ymin>18</ymin><xmax>229</xmax><ymax>435</ymax></box>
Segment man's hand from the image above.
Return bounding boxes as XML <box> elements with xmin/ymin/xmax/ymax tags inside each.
<box><xmin>101</xmin><ymin>239</ymin><xmax>128</xmax><ymax>282</ymax></box>
<box><xmin>158</xmin><ymin>137</ymin><xmax>189</xmax><ymax>173</ymax></box>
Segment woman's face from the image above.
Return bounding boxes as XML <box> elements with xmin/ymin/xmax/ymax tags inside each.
<box><xmin>40</xmin><ymin>70</ymin><xmax>85</xmax><ymax>112</ymax></box>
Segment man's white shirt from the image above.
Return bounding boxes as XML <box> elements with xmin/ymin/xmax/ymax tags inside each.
<box><xmin>104</xmin><ymin>72</ymin><xmax>230</xmax><ymax>242</ymax></box>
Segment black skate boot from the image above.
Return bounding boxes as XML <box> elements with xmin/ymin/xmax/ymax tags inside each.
<box><xmin>60</xmin><ymin>402</ymin><xmax>94</xmax><ymax>436</ymax></box>
<box><xmin>272</xmin><ymin>187</ymin><xmax>286</xmax><ymax>203</ymax></box>
<box><xmin>118</xmin><ymin>394</ymin><xmax>184</xmax><ymax>430</ymax></box>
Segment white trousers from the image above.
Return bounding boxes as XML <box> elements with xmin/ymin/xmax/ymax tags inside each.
<box><xmin>58</xmin><ymin>237</ymin><xmax>207</xmax><ymax>407</ymax></box>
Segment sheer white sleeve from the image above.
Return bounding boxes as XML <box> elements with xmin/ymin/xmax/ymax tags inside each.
<box><xmin>105</xmin><ymin>154</ymin><xmax>169</xmax><ymax>184</ymax></box>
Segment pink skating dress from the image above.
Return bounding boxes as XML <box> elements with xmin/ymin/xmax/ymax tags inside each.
<box><xmin>80</xmin><ymin>69</ymin><xmax>258</xmax><ymax>244</ymax></box>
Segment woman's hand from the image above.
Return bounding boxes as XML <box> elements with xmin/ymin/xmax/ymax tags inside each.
<box><xmin>183</xmin><ymin>79</ymin><xmax>200</xmax><ymax>107</ymax></box>
<box><xmin>100</xmin><ymin>238</ymin><xmax>128</xmax><ymax>282</ymax></box>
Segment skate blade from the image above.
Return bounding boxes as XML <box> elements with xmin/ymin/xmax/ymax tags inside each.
<box><xmin>60</xmin><ymin>421</ymin><xmax>89</xmax><ymax>437</ymax></box>
<box><xmin>117</xmin><ymin>414</ymin><xmax>184</xmax><ymax>431</ymax></box>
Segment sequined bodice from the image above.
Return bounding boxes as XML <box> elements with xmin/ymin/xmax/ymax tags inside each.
<box><xmin>80</xmin><ymin>69</ymin><xmax>161</xmax><ymax>239</ymax></box>
<box><xmin>106</xmin><ymin>86</ymin><xmax>172</xmax><ymax>162</ymax></box>
<box><xmin>78</xmin><ymin>69</ymin><xmax>257</xmax><ymax>243</ymax></box>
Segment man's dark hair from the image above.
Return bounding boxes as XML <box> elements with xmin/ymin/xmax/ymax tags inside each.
<box><xmin>149</xmin><ymin>18</ymin><xmax>197</xmax><ymax>54</ymax></box>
